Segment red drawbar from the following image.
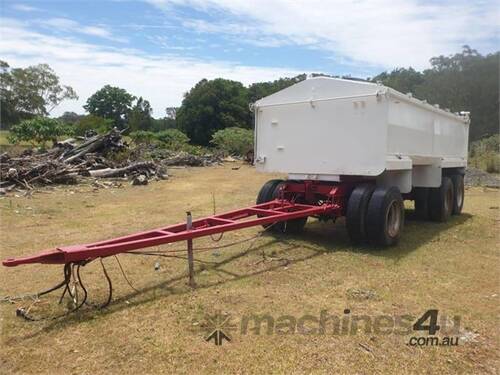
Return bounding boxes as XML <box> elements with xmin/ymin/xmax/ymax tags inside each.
<box><xmin>3</xmin><ymin>199</ymin><xmax>339</xmax><ymax>267</ymax></box>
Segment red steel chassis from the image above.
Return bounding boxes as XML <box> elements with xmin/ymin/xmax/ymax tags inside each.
<box><xmin>2</xmin><ymin>181</ymin><xmax>353</xmax><ymax>267</ymax></box>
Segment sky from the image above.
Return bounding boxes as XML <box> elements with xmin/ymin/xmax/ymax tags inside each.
<box><xmin>0</xmin><ymin>0</ymin><xmax>498</xmax><ymax>117</ymax></box>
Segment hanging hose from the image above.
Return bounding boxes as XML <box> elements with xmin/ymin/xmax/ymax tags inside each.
<box><xmin>11</xmin><ymin>258</ymin><xmax>115</xmax><ymax>321</ymax></box>
<box><xmin>113</xmin><ymin>255</ymin><xmax>140</xmax><ymax>293</ymax></box>
<box><xmin>15</xmin><ymin>262</ymin><xmax>89</xmax><ymax>321</ymax></box>
<box><xmin>6</xmin><ymin>220</ymin><xmax>280</xmax><ymax>321</ymax></box>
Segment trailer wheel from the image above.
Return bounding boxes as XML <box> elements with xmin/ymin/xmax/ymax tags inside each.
<box><xmin>346</xmin><ymin>184</ymin><xmax>375</xmax><ymax>243</ymax></box>
<box><xmin>270</xmin><ymin>182</ymin><xmax>307</xmax><ymax>234</ymax></box>
<box><xmin>366</xmin><ymin>186</ymin><xmax>404</xmax><ymax>246</ymax></box>
<box><xmin>256</xmin><ymin>179</ymin><xmax>283</xmax><ymax>228</ymax></box>
<box><xmin>413</xmin><ymin>187</ymin><xmax>430</xmax><ymax>220</ymax></box>
<box><xmin>451</xmin><ymin>174</ymin><xmax>464</xmax><ymax>215</ymax></box>
<box><xmin>428</xmin><ymin>176</ymin><xmax>454</xmax><ymax>222</ymax></box>
<box><xmin>256</xmin><ymin>179</ymin><xmax>283</xmax><ymax>205</ymax></box>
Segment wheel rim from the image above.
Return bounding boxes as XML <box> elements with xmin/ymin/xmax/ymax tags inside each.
<box><xmin>386</xmin><ymin>200</ymin><xmax>402</xmax><ymax>238</ymax></box>
<box><xmin>445</xmin><ymin>185</ymin><xmax>453</xmax><ymax>213</ymax></box>
<box><xmin>456</xmin><ymin>180</ymin><xmax>464</xmax><ymax>207</ymax></box>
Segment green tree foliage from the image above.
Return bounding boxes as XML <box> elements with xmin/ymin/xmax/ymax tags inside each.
<box><xmin>248</xmin><ymin>74</ymin><xmax>306</xmax><ymax>103</ymax></box>
<box><xmin>469</xmin><ymin>134</ymin><xmax>499</xmax><ymax>173</ymax></box>
<box><xmin>128</xmin><ymin>97</ymin><xmax>153</xmax><ymax>132</ymax></box>
<box><xmin>372</xmin><ymin>46</ymin><xmax>499</xmax><ymax>141</ymax></box>
<box><xmin>165</xmin><ymin>106</ymin><xmax>177</xmax><ymax>119</ymax></box>
<box><xmin>8</xmin><ymin>117</ymin><xmax>72</xmax><ymax>147</ymax></box>
<box><xmin>151</xmin><ymin>117</ymin><xmax>176</xmax><ymax>132</ymax></box>
<box><xmin>130</xmin><ymin>129</ymin><xmax>190</xmax><ymax>151</ymax></box>
<box><xmin>210</xmin><ymin>127</ymin><xmax>253</xmax><ymax>156</ymax></box>
<box><xmin>73</xmin><ymin>115</ymin><xmax>113</xmax><ymax>136</ymax></box>
<box><xmin>58</xmin><ymin>111</ymin><xmax>84</xmax><ymax>125</ymax></box>
<box><xmin>129</xmin><ymin>130</ymin><xmax>156</xmax><ymax>145</ymax></box>
<box><xmin>176</xmin><ymin>79</ymin><xmax>251</xmax><ymax>145</ymax></box>
<box><xmin>155</xmin><ymin>129</ymin><xmax>190</xmax><ymax>147</ymax></box>
<box><xmin>84</xmin><ymin>85</ymin><xmax>135</xmax><ymax>129</ymax></box>
<box><xmin>371</xmin><ymin>67</ymin><xmax>424</xmax><ymax>94</ymax></box>
<box><xmin>0</xmin><ymin>61</ymin><xmax>78</xmax><ymax>128</ymax></box>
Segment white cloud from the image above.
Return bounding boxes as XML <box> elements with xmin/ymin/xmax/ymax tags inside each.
<box><xmin>40</xmin><ymin>17</ymin><xmax>127</xmax><ymax>43</ymax></box>
<box><xmin>11</xmin><ymin>4</ymin><xmax>39</xmax><ymax>12</ymax></box>
<box><xmin>0</xmin><ymin>18</ymin><xmax>302</xmax><ymax>117</ymax></box>
<box><xmin>147</xmin><ymin>0</ymin><xmax>500</xmax><ymax>69</ymax></box>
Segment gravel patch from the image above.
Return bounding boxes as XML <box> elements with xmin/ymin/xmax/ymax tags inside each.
<box><xmin>465</xmin><ymin>167</ymin><xmax>500</xmax><ymax>188</ymax></box>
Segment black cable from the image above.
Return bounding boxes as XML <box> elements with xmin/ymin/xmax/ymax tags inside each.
<box><xmin>16</xmin><ymin>262</ymin><xmax>88</xmax><ymax>321</ymax></box>
<box><xmin>1</xmin><ymin>263</ymin><xmax>71</xmax><ymax>304</ymax></box>
<box><xmin>80</xmin><ymin>258</ymin><xmax>113</xmax><ymax>309</ymax></box>
<box><xmin>114</xmin><ymin>255</ymin><xmax>140</xmax><ymax>292</ymax></box>
<box><xmin>98</xmin><ymin>258</ymin><xmax>113</xmax><ymax>308</ymax></box>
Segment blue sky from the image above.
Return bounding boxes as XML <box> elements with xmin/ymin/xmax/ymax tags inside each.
<box><xmin>1</xmin><ymin>0</ymin><xmax>498</xmax><ymax>117</ymax></box>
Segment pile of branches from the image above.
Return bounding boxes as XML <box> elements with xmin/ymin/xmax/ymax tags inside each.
<box><xmin>136</xmin><ymin>146</ymin><xmax>223</xmax><ymax>167</ymax></box>
<box><xmin>0</xmin><ymin>129</ymin><xmax>166</xmax><ymax>193</ymax></box>
<box><xmin>161</xmin><ymin>151</ymin><xmax>222</xmax><ymax>167</ymax></box>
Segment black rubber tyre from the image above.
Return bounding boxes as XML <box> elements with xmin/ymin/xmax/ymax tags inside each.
<box><xmin>256</xmin><ymin>179</ymin><xmax>283</xmax><ymax>229</ymax></box>
<box><xmin>366</xmin><ymin>186</ymin><xmax>405</xmax><ymax>246</ymax></box>
<box><xmin>270</xmin><ymin>182</ymin><xmax>307</xmax><ymax>234</ymax></box>
<box><xmin>256</xmin><ymin>179</ymin><xmax>283</xmax><ymax>205</ymax></box>
<box><xmin>345</xmin><ymin>184</ymin><xmax>375</xmax><ymax>244</ymax></box>
<box><xmin>414</xmin><ymin>187</ymin><xmax>430</xmax><ymax>220</ymax></box>
<box><xmin>428</xmin><ymin>176</ymin><xmax>454</xmax><ymax>222</ymax></box>
<box><xmin>451</xmin><ymin>174</ymin><xmax>464</xmax><ymax>215</ymax></box>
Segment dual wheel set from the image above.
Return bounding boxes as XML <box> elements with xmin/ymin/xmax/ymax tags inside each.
<box><xmin>256</xmin><ymin>173</ymin><xmax>464</xmax><ymax>247</ymax></box>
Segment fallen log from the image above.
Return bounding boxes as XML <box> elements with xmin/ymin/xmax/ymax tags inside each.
<box><xmin>62</xmin><ymin>128</ymin><xmax>125</xmax><ymax>163</ymax></box>
<box><xmin>88</xmin><ymin>162</ymin><xmax>156</xmax><ymax>178</ymax></box>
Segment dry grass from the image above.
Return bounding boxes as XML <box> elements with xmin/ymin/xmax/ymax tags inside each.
<box><xmin>1</xmin><ymin>163</ymin><xmax>499</xmax><ymax>374</ymax></box>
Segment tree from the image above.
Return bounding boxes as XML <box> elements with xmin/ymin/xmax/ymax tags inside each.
<box><xmin>129</xmin><ymin>130</ymin><xmax>156</xmax><ymax>145</ymax></box>
<box><xmin>165</xmin><ymin>106</ymin><xmax>177</xmax><ymax>119</ymax></box>
<box><xmin>371</xmin><ymin>68</ymin><xmax>424</xmax><ymax>94</ymax></box>
<box><xmin>248</xmin><ymin>74</ymin><xmax>306</xmax><ymax>103</ymax></box>
<box><xmin>84</xmin><ymin>85</ymin><xmax>135</xmax><ymax>129</ymax></box>
<box><xmin>58</xmin><ymin>111</ymin><xmax>84</xmax><ymax>125</ymax></box>
<box><xmin>0</xmin><ymin>61</ymin><xmax>77</xmax><ymax>128</ymax></box>
<box><xmin>210</xmin><ymin>127</ymin><xmax>253</xmax><ymax>156</ymax></box>
<box><xmin>151</xmin><ymin>117</ymin><xmax>176</xmax><ymax>132</ymax></box>
<box><xmin>74</xmin><ymin>115</ymin><xmax>113</xmax><ymax>136</ymax></box>
<box><xmin>8</xmin><ymin>117</ymin><xmax>71</xmax><ymax>148</ymax></box>
<box><xmin>176</xmin><ymin>78</ymin><xmax>251</xmax><ymax>145</ymax></box>
<box><xmin>416</xmin><ymin>46</ymin><xmax>499</xmax><ymax>141</ymax></box>
<box><xmin>128</xmin><ymin>97</ymin><xmax>153</xmax><ymax>132</ymax></box>
<box><xmin>155</xmin><ymin>129</ymin><xmax>189</xmax><ymax>148</ymax></box>
<box><xmin>372</xmin><ymin>46</ymin><xmax>499</xmax><ymax>142</ymax></box>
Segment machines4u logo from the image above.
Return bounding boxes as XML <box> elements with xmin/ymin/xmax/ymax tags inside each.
<box><xmin>202</xmin><ymin>311</ymin><xmax>237</xmax><ymax>346</ymax></box>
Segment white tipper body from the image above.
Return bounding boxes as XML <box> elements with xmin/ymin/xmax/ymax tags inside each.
<box><xmin>253</xmin><ymin>77</ymin><xmax>469</xmax><ymax>193</ymax></box>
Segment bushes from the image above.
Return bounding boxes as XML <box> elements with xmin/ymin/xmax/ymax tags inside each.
<box><xmin>155</xmin><ymin>129</ymin><xmax>190</xmax><ymax>149</ymax></box>
<box><xmin>130</xmin><ymin>129</ymin><xmax>191</xmax><ymax>151</ymax></box>
<box><xmin>73</xmin><ymin>115</ymin><xmax>113</xmax><ymax>136</ymax></box>
<box><xmin>8</xmin><ymin>117</ymin><xmax>72</xmax><ymax>148</ymax></box>
<box><xmin>128</xmin><ymin>126</ymin><xmax>256</xmax><ymax>157</ymax></box>
<box><xmin>130</xmin><ymin>130</ymin><xmax>156</xmax><ymax>145</ymax></box>
<box><xmin>210</xmin><ymin>127</ymin><xmax>253</xmax><ymax>156</ymax></box>
<box><xmin>469</xmin><ymin>134</ymin><xmax>500</xmax><ymax>173</ymax></box>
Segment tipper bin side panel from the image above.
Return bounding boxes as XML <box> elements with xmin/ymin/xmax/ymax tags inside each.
<box><xmin>387</xmin><ymin>99</ymin><xmax>435</xmax><ymax>157</ymax></box>
<box><xmin>255</xmin><ymin>95</ymin><xmax>388</xmax><ymax>176</ymax></box>
<box><xmin>387</xmin><ymin>98</ymin><xmax>468</xmax><ymax>160</ymax></box>
<box><xmin>433</xmin><ymin>118</ymin><xmax>469</xmax><ymax>159</ymax></box>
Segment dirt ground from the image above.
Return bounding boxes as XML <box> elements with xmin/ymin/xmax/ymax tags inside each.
<box><xmin>1</xmin><ymin>163</ymin><xmax>499</xmax><ymax>374</ymax></box>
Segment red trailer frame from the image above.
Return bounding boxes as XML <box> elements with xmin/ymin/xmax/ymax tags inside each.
<box><xmin>2</xmin><ymin>181</ymin><xmax>353</xmax><ymax>267</ymax></box>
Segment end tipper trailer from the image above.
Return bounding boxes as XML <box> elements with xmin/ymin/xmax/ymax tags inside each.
<box><xmin>3</xmin><ymin>77</ymin><xmax>469</xmax><ymax>270</ymax></box>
